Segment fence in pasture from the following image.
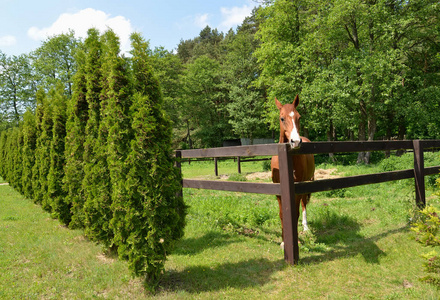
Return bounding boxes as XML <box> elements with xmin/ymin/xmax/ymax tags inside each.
<box><xmin>175</xmin><ymin>139</ymin><xmax>440</xmax><ymax>266</ymax></box>
<box><xmin>182</xmin><ymin>156</ymin><xmax>271</xmax><ymax>176</ymax></box>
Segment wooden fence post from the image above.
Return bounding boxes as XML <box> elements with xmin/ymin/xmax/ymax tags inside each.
<box><xmin>237</xmin><ymin>157</ymin><xmax>241</xmax><ymax>174</ymax></box>
<box><xmin>413</xmin><ymin>140</ymin><xmax>426</xmax><ymax>208</ymax></box>
<box><xmin>214</xmin><ymin>157</ymin><xmax>219</xmax><ymax>177</ymax></box>
<box><xmin>277</xmin><ymin>144</ymin><xmax>299</xmax><ymax>265</ymax></box>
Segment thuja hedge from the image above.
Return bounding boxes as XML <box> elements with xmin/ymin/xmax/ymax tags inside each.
<box><xmin>0</xmin><ymin>29</ymin><xmax>186</xmax><ymax>288</ymax></box>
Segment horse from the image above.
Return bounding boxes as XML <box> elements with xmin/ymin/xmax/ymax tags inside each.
<box><xmin>271</xmin><ymin>95</ymin><xmax>315</xmax><ymax>247</ymax></box>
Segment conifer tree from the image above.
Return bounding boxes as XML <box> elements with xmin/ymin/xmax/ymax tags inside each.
<box><xmin>11</xmin><ymin>124</ymin><xmax>24</xmax><ymax>193</ymax></box>
<box><xmin>21</xmin><ymin>108</ymin><xmax>37</xmax><ymax>199</ymax></box>
<box><xmin>111</xmin><ymin>33</ymin><xmax>186</xmax><ymax>286</ymax></box>
<box><xmin>35</xmin><ymin>90</ymin><xmax>53</xmax><ymax>210</ymax></box>
<box><xmin>47</xmin><ymin>84</ymin><xmax>69</xmax><ymax>224</ymax></box>
<box><xmin>82</xmin><ymin>29</ymin><xmax>113</xmax><ymax>245</ymax></box>
<box><xmin>100</xmin><ymin>29</ymin><xmax>132</xmax><ymax>249</ymax></box>
<box><xmin>4</xmin><ymin>128</ymin><xmax>17</xmax><ymax>186</ymax></box>
<box><xmin>0</xmin><ymin>130</ymin><xmax>7</xmax><ymax>179</ymax></box>
<box><xmin>64</xmin><ymin>48</ymin><xmax>88</xmax><ymax>228</ymax></box>
<box><xmin>2</xmin><ymin>129</ymin><xmax>11</xmax><ymax>183</ymax></box>
<box><xmin>31</xmin><ymin>89</ymin><xmax>47</xmax><ymax>204</ymax></box>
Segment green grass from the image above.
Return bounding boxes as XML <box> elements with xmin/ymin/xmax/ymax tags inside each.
<box><xmin>181</xmin><ymin>157</ymin><xmax>272</xmax><ymax>180</ymax></box>
<box><xmin>0</xmin><ymin>183</ymin><xmax>146</xmax><ymax>299</ymax></box>
<box><xmin>1</xmin><ymin>153</ymin><xmax>440</xmax><ymax>299</ymax></box>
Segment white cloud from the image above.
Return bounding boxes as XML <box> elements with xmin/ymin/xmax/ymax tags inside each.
<box><xmin>0</xmin><ymin>35</ymin><xmax>17</xmax><ymax>47</ymax></box>
<box><xmin>194</xmin><ymin>13</ymin><xmax>210</xmax><ymax>29</ymax></box>
<box><xmin>219</xmin><ymin>5</ymin><xmax>253</xmax><ymax>30</ymax></box>
<box><xmin>27</xmin><ymin>8</ymin><xmax>134</xmax><ymax>53</ymax></box>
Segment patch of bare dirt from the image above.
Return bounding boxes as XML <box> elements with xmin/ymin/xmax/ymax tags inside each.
<box><xmin>314</xmin><ymin>168</ymin><xmax>340</xmax><ymax>180</ymax></box>
<box><xmin>246</xmin><ymin>172</ymin><xmax>272</xmax><ymax>181</ymax></box>
<box><xmin>0</xmin><ymin>182</ymin><xmax>9</xmax><ymax>186</ymax></box>
<box><xmin>96</xmin><ymin>253</ymin><xmax>116</xmax><ymax>265</ymax></box>
<box><xmin>244</xmin><ymin>169</ymin><xmax>341</xmax><ymax>181</ymax></box>
<box><xmin>192</xmin><ymin>168</ymin><xmax>341</xmax><ymax>181</ymax></box>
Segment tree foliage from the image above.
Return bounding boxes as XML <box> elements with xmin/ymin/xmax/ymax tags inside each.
<box><xmin>31</xmin><ymin>30</ymin><xmax>80</xmax><ymax>96</ymax></box>
<box><xmin>253</xmin><ymin>0</ymin><xmax>440</xmax><ymax>162</ymax></box>
<box><xmin>21</xmin><ymin>108</ymin><xmax>37</xmax><ymax>199</ymax></box>
<box><xmin>63</xmin><ymin>48</ymin><xmax>88</xmax><ymax>228</ymax></box>
<box><xmin>47</xmin><ymin>84</ymin><xmax>69</xmax><ymax>224</ymax></box>
<box><xmin>0</xmin><ymin>51</ymin><xmax>35</xmax><ymax>126</ymax></box>
<box><xmin>81</xmin><ymin>29</ymin><xmax>114</xmax><ymax>246</ymax></box>
<box><xmin>34</xmin><ymin>89</ymin><xmax>53</xmax><ymax>208</ymax></box>
<box><xmin>110</xmin><ymin>33</ymin><xmax>186</xmax><ymax>285</ymax></box>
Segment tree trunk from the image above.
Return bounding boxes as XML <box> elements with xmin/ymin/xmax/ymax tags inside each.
<box><xmin>327</xmin><ymin>119</ymin><xmax>336</xmax><ymax>162</ymax></box>
<box><xmin>396</xmin><ymin>116</ymin><xmax>406</xmax><ymax>156</ymax></box>
<box><xmin>364</xmin><ymin>113</ymin><xmax>377</xmax><ymax>164</ymax></box>
<box><xmin>186</xmin><ymin>120</ymin><xmax>193</xmax><ymax>149</ymax></box>
<box><xmin>357</xmin><ymin>100</ymin><xmax>367</xmax><ymax>164</ymax></box>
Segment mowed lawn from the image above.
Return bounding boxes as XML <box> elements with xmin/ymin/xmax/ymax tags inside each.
<box><xmin>1</xmin><ymin>153</ymin><xmax>440</xmax><ymax>299</ymax></box>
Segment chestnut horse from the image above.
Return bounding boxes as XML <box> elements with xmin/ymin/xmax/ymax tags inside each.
<box><xmin>271</xmin><ymin>95</ymin><xmax>315</xmax><ymax>246</ymax></box>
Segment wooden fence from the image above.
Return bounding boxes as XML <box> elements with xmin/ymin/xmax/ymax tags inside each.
<box><xmin>175</xmin><ymin>140</ymin><xmax>440</xmax><ymax>265</ymax></box>
<box><xmin>182</xmin><ymin>156</ymin><xmax>270</xmax><ymax>176</ymax></box>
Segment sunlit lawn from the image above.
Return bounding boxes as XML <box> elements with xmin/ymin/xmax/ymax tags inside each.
<box><xmin>1</xmin><ymin>152</ymin><xmax>440</xmax><ymax>299</ymax></box>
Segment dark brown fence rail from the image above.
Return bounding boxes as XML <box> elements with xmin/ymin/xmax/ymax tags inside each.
<box><xmin>175</xmin><ymin>139</ymin><xmax>440</xmax><ymax>265</ymax></box>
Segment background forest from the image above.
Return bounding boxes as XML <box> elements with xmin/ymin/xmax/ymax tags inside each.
<box><xmin>1</xmin><ymin>0</ymin><xmax>439</xmax><ymax>154</ymax></box>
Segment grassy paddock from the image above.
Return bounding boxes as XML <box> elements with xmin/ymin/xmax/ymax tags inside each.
<box><xmin>0</xmin><ymin>182</ymin><xmax>146</xmax><ymax>299</ymax></box>
<box><xmin>1</xmin><ymin>152</ymin><xmax>440</xmax><ymax>298</ymax></box>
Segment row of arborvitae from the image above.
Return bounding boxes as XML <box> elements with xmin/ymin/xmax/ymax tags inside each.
<box><xmin>0</xmin><ymin>28</ymin><xmax>186</xmax><ymax>289</ymax></box>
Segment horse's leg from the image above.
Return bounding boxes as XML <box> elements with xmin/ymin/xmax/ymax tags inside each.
<box><xmin>276</xmin><ymin>195</ymin><xmax>284</xmax><ymax>248</ymax></box>
<box><xmin>300</xmin><ymin>194</ymin><xmax>311</xmax><ymax>231</ymax></box>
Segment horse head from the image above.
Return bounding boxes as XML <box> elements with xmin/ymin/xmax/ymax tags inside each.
<box><xmin>275</xmin><ymin>95</ymin><xmax>302</xmax><ymax>149</ymax></box>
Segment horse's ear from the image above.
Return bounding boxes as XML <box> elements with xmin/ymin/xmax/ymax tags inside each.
<box><xmin>293</xmin><ymin>95</ymin><xmax>300</xmax><ymax>108</ymax></box>
<box><xmin>275</xmin><ymin>98</ymin><xmax>283</xmax><ymax>110</ymax></box>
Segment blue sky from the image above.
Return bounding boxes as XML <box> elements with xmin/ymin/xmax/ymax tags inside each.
<box><xmin>0</xmin><ymin>0</ymin><xmax>257</xmax><ymax>56</ymax></box>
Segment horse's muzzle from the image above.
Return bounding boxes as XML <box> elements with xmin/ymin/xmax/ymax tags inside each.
<box><xmin>290</xmin><ymin>137</ymin><xmax>302</xmax><ymax>149</ymax></box>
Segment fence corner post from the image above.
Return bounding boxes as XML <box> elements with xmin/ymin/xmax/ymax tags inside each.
<box><xmin>413</xmin><ymin>140</ymin><xmax>426</xmax><ymax>208</ymax></box>
<box><xmin>277</xmin><ymin>143</ymin><xmax>299</xmax><ymax>265</ymax></box>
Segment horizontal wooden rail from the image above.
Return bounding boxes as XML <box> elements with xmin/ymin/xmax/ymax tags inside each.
<box><xmin>295</xmin><ymin>169</ymin><xmax>414</xmax><ymax>195</ymax></box>
<box><xmin>178</xmin><ymin>140</ymin><xmax>440</xmax><ymax>158</ymax></box>
<box><xmin>289</xmin><ymin>140</ymin><xmax>440</xmax><ymax>155</ymax></box>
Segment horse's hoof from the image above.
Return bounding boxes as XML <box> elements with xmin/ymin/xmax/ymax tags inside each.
<box><xmin>280</xmin><ymin>242</ymin><xmax>284</xmax><ymax>250</ymax></box>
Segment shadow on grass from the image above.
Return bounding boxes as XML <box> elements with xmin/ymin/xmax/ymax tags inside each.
<box><xmin>173</xmin><ymin>231</ymin><xmax>242</xmax><ymax>256</ymax></box>
<box><xmin>159</xmin><ymin>258</ymin><xmax>285</xmax><ymax>294</ymax></box>
<box><xmin>301</xmin><ymin>210</ymin><xmax>408</xmax><ymax>265</ymax></box>
<box><xmin>161</xmin><ymin>230</ymin><xmax>286</xmax><ymax>294</ymax></box>
<box><xmin>162</xmin><ymin>210</ymin><xmax>407</xmax><ymax>294</ymax></box>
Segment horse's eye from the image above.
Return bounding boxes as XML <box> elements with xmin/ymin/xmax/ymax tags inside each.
<box><xmin>280</xmin><ymin>117</ymin><xmax>285</xmax><ymax>122</ymax></box>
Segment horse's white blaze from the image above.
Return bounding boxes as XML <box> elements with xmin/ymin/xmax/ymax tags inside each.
<box><xmin>289</xmin><ymin>111</ymin><xmax>301</xmax><ymax>148</ymax></box>
<box><xmin>302</xmin><ymin>209</ymin><xmax>309</xmax><ymax>231</ymax></box>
